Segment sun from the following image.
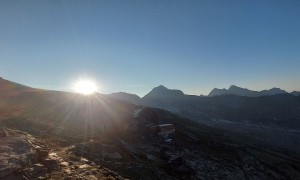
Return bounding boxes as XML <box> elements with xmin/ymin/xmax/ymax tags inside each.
<box><xmin>73</xmin><ymin>79</ymin><xmax>98</xmax><ymax>95</ymax></box>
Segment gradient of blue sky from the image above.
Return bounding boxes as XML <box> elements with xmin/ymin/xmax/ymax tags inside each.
<box><xmin>0</xmin><ymin>0</ymin><xmax>299</xmax><ymax>96</ymax></box>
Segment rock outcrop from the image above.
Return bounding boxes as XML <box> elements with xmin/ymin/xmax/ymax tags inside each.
<box><xmin>0</xmin><ymin>135</ymin><xmax>37</xmax><ymax>178</ymax></box>
<box><xmin>0</xmin><ymin>128</ymin><xmax>127</xmax><ymax>179</ymax></box>
<box><xmin>0</xmin><ymin>128</ymin><xmax>6</xmax><ymax>138</ymax></box>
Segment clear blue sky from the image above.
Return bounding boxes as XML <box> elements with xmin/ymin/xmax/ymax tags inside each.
<box><xmin>0</xmin><ymin>0</ymin><xmax>299</xmax><ymax>96</ymax></box>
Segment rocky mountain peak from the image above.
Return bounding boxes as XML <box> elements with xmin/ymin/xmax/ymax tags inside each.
<box><xmin>209</xmin><ymin>85</ymin><xmax>289</xmax><ymax>97</ymax></box>
<box><xmin>228</xmin><ymin>85</ymin><xmax>239</xmax><ymax>90</ymax></box>
<box><xmin>143</xmin><ymin>85</ymin><xmax>184</xmax><ymax>99</ymax></box>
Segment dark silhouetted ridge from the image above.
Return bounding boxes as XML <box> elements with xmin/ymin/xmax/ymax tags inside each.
<box><xmin>209</xmin><ymin>85</ymin><xmax>288</xmax><ymax>97</ymax></box>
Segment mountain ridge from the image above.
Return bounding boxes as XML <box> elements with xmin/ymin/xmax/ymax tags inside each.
<box><xmin>105</xmin><ymin>84</ymin><xmax>300</xmax><ymax>130</ymax></box>
<box><xmin>143</xmin><ymin>85</ymin><xmax>185</xmax><ymax>99</ymax></box>
<box><xmin>209</xmin><ymin>85</ymin><xmax>289</xmax><ymax>97</ymax></box>
<box><xmin>107</xmin><ymin>92</ymin><xmax>141</xmax><ymax>105</ymax></box>
<box><xmin>108</xmin><ymin>85</ymin><xmax>298</xmax><ymax>99</ymax></box>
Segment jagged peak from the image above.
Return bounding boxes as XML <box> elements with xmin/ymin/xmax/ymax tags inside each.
<box><xmin>228</xmin><ymin>85</ymin><xmax>249</xmax><ymax>91</ymax></box>
<box><xmin>212</xmin><ymin>87</ymin><xmax>227</xmax><ymax>90</ymax></box>
<box><xmin>269</xmin><ymin>87</ymin><xmax>282</xmax><ymax>90</ymax></box>
<box><xmin>143</xmin><ymin>85</ymin><xmax>184</xmax><ymax>98</ymax></box>
<box><xmin>154</xmin><ymin>85</ymin><xmax>168</xmax><ymax>90</ymax></box>
<box><xmin>229</xmin><ymin>85</ymin><xmax>239</xmax><ymax>89</ymax></box>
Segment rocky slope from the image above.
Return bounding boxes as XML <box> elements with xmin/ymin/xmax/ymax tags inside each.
<box><xmin>1</xmin><ymin>107</ymin><xmax>300</xmax><ymax>179</ymax></box>
<box><xmin>0</xmin><ymin>128</ymin><xmax>126</xmax><ymax>180</ymax></box>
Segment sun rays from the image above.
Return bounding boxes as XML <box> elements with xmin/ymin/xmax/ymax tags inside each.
<box><xmin>36</xmin><ymin>91</ymin><xmax>131</xmax><ymax>141</ymax></box>
<box><xmin>73</xmin><ymin>79</ymin><xmax>98</xmax><ymax>95</ymax></box>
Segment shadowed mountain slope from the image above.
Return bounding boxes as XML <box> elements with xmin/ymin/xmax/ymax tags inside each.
<box><xmin>0</xmin><ymin>78</ymin><xmax>137</xmax><ymax>139</ymax></box>
<box><xmin>107</xmin><ymin>92</ymin><xmax>141</xmax><ymax>105</ymax></box>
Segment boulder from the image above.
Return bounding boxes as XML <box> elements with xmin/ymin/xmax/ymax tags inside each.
<box><xmin>0</xmin><ymin>166</ymin><xmax>20</xmax><ymax>179</ymax></box>
<box><xmin>103</xmin><ymin>151</ymin><xmax>122</xmax><ymax>160</ymax></box>
<box><xmin>42</xmin><ymin>159</ymin><xmax>59</xmax><ymax>171</ymax></box>
<box><xmin>24</xmin><ymin>163</ymin><xmax>47</xmax><ymax>179</ymax></box>
<box><xmin>60</xmin><ymin>162</ymin><xmax>69</xmax><ymax>167</ymax></box>
<box><xmin>87</xmin><ymin>175</ymin><xmax>98</xmax><ymax>180</ymax></box>
<box><xmin>0</xmin><ymin>128</ymin><xmax>6</xmax><ymax>138</ymax></box>
<box><xmin>0</xmin><ymin>136</ymin><xmax>37</xmax><ymax>178</ymax></box>
<box><xmin>79</xmin><ymin>164</ymin><xmax>91</xmax><ymax>169</ymax></box>
<box><xmin>35</xmin><ymin>146</ymin><xmax>49</xmax><ymax>160</ymax></box>
<box><xmin>146</xmin><ymin>154</ymin><xmax>157</xmax><ymax>161</ymax></box>
<box><xmin>73</xmin><ymin>142</ymin><xmax>103</xmax><ymax>157</ymax></box>
<box><xmin>63</xmin><ymin>168</ymin><xmax>72</xmax><ymax>175</ymax></box>
<box><xmin>80</xmin><ymin>158</ymin><xmax>89</xmax><ymax>163</ymax></box>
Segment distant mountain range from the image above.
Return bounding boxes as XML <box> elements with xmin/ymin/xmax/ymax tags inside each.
<box><xmin>1</xmin><ymin>77</ymin><xmax>299</xmax><ymax>129</ymax></box>
<box><xmin>108</xmin><ymin>84</ymin><xmax>299</xmax><ymax>103</ymax></box>
<box><xmin>208</xmin><ymin>85</ymin><xmax>291</xmax><ymax>97</ymax></box>
<box><xmin>108</xmin><ymin>85</ymin><xmax>300</xmax><ymax>129</ymax></box>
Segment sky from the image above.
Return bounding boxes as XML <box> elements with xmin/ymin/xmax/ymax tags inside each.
<box><xmin>0</xmin><ymin>0</ymin><xmax>299</xmax><ymax>96</ymax></box>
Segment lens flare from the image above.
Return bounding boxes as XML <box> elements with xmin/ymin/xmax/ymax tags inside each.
<box><xmin>73</xmin><ymin>79</ymin><xmax>98</xmax><ymax>95</ymax></box>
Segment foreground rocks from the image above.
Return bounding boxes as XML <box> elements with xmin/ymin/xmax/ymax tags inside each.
<box><xmin>0</xmin><ymin>128</ymin><xmax>127</xmax><ymax>180</ymax></box>
<box><xmin>0</xmin><ymin>134</ymin><xmax>37</xmax><ymax>178</ymax></box>
<box><xmin>45</xmin><ymin>150</ymin><xmax>126</xmax><ymax>180</ymax></box>
<box><xmin>24</xmin><ymin>163</ymin><xmax>48</xmax><ymax>179</ymax></box>
<box><xmin>0</xmin><ymin>128</ymin><xmax>6</xmax><ymax>137</ymax></box>
<box><xmin>1</xmin><ymin>115</ymin><xmax>300</xmax><ymax>180</ymax></box>
<box><xmin>68</xmin><ymin>130</ymin><xmax>300</xmax><ymax>180</ymax></box>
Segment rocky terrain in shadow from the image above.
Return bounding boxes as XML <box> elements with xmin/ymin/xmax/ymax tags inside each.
<box><xmin>0</xmin><ymin>127</ymin><xmax>126</xmax><ymax>180</ymax></box>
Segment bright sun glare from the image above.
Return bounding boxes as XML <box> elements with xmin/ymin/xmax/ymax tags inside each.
<box><xmin>73</xmin><ymin>79</ymin><xmax>98</xmax><ymax>95</ymax></box>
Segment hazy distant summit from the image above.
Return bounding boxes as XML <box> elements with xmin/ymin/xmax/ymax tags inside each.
<box><xmin>291</xmin><ymin>91</ymin><xmax>300</xmax><ymax>96</ymax></box>
<box><xmin>107</xmin><ymin>85</ymin><xmax>298</xmax><ymax>103</ymax></box>
<box><xmin>208</xmin><ymin>85</ymin><xmax>288</xmax><ymax>97</ymax></box>
<box><xmin>107</xmin><ymin>85</ymin><xmax>185</xmax><ymax>105</ymax></box>
<box><xmin>143</xmin><ymin>85</ymin><xmax>185</xmax><ymax>99</ymax></box>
